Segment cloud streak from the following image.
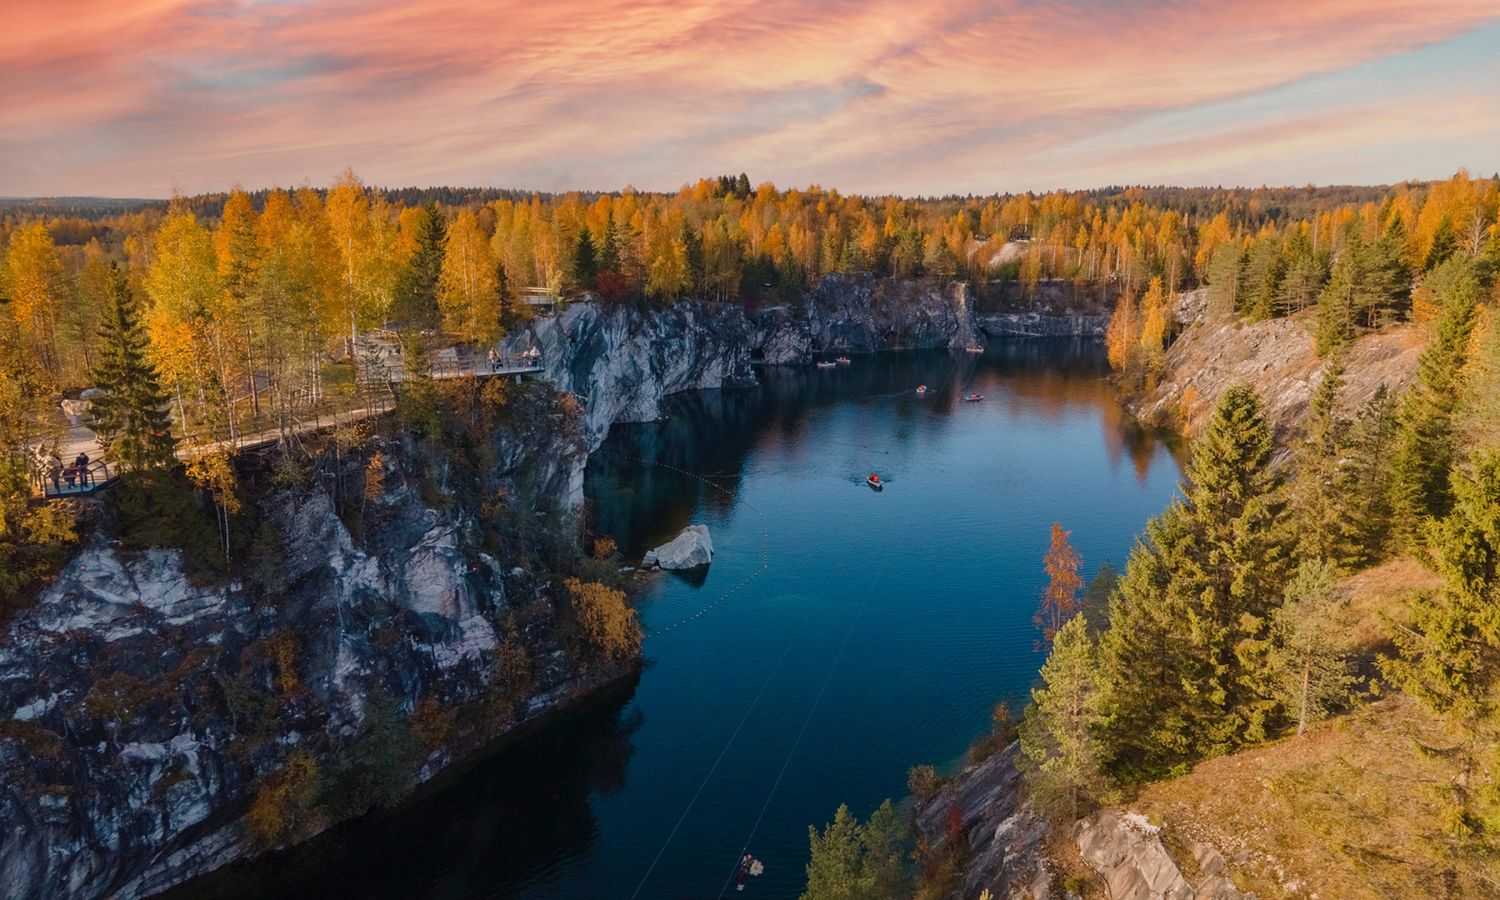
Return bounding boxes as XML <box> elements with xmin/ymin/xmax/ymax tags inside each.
<box><xmin>3</xmin><ymin>0</ymin><xmax>1499</xmax><ymax>195</ymax></box>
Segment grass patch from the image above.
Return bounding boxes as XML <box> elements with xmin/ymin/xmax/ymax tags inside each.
<box><xmin>1129</xmin><ymin>695</ymin><xmax>1497</xmax><ymax>899</ymax></box>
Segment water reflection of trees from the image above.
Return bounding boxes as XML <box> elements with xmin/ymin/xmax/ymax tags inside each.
<box><xmin>586</xmin><ymin>340</ymin><xmax>1181</xmax><ymax>554</ymax></box>
<box><xmin>169</xmin><ymin>679</ymin><xmax>643</xmax><ymax>900</ymax></box>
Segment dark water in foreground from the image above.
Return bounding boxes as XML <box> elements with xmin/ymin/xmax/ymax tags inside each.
<box><xmin>177</xmin><ymin>341</ymin><xmax>1181</xmax><ymax>899</ymax></box>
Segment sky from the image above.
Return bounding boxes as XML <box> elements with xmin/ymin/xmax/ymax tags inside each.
<box><xmin>4</xmin><ymin>0</ymin><xmax>1500</xmax><ymax>198</ymax></box>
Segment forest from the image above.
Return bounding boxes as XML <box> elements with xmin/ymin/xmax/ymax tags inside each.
<box><xmin>801</xmin><ymin>176</ymin><xmax>1500</xmax><ymax>897</ymax></box>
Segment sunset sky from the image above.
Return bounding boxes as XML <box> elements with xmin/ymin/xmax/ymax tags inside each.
<box><xmin>5</xmin><ymin>0</ymin><xmax>1500</xmax><ymax>198</ymax></box>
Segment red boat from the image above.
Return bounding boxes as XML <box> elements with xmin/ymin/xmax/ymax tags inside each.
<box><xmin>866</xmin><ymin>473</ymin><xmax>883</xmax><ymax>490</ymax></box>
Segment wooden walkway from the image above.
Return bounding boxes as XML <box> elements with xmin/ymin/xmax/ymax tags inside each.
<box><xmin>29</xmin><ymin>349</ymin><xmax>546</xmax><ymax>499</ymax></box>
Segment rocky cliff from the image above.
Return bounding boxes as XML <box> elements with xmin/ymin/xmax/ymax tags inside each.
<box><xmin>921</xmin><ymin>750</ymin><xmax>1256</xmax><ymax>900</ymax></box>
<box><xmin>0</xmin><ymin>386</ymin><xmax>629</xmax><ymax>899</ymax></box>
<box><xmin>1131</xmin><ymin>312</ymin><xmax>1423</xmax><ymax>443</ymax></box>
<box><xmin>506</xmin><ymin>275</ymin><xmax>999</xmax><ymax>448</ymax></box>
<box><xmin>914</xmin><ymin>744</ymin><xmax>1052</xmax><ymax>900</ymax></box>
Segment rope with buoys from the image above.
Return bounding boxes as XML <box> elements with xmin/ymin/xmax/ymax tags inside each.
<box><xmin>596</xmin><ymin>448</ymin><xmax>771</xmax><ymax>638</ymax></box>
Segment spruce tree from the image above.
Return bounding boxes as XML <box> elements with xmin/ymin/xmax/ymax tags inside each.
<box><xmin>1389</xmin><ymin>256</ymin><xmax>1481</xmax><ymax>547</ymax></box>
<box><xmin>397</xmin><ymin>204</ymin><xmax>444</xmax><ymax>328</ymax></box>
<box><xmin>1019</xmin><ymin>614</ymin><xmax>1105</xmax><ymax>820</ymax></box>
<box><xmin>1425</xmin><ymin>216</ymin><xmax>1457</xmax><ymax>271</ymax></box>
<box><xmin>1275</xmin><ymin>226</ymin><xmax>1325</xmax><ymax>316</ymax></box>
<box><xmin>1341</xmin><ymin>386</ymin><xmax>1398</xmax><ymax>565</ymax></box>
<box><xmin>572</xmin><ymin>225</ymin><xmax>598</xmax><ymax>290</ymax></box>
<box><xmin>1364</xmin><ymin>215</ymin><xmax>1413</xmax><ymax>326</ymax></box>
<box><xmin>89</xmin><ymin>263</ymin><xmax>176</xmax><ymax>473</ymax></box>
<box><xmin>1383</xmin><ymin>451</ymin><xmax>1500</xmax><ymax>834</ymax></box>
<box><xmin>1315</xmin><ymin>235</ymin><xmax>1361</xmax><ymax>355</ymax></box>
<box><xmin>1268</xmin><ymin>560</ymin><xmax>1355</xmax><ymax>736</ymax></box>
<box><xmin>1290</xmin><ymin>356</ymin><xmax>1359</xmax><ymax>568</ymax></box>
<box><xmin>1098</xmin><ymin>385</ymin><xmax>1291</xmax><ymax>779</ymax></box>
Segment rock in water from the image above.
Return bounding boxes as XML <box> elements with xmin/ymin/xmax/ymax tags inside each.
<box><xmin>643</xmin><ymin>525</ymin><xmax>714</xmax><ymax>569</ymax></box>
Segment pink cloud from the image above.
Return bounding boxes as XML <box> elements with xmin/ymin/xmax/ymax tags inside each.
<box><xmin>2</xmin><ymin>0</ymin><xmax>1498</xmax><ymax>195</ymax></box>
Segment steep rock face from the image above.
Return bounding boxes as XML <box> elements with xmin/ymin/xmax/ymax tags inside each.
<box><xmin>804</xmin><ymin>274</ymin><xmax>980</xmax><ymax>352</ymax></box>
<box><xmin>0</xmin><ymin>395</ymin><xmax>620</xmax><ymax>899</ymax></box>
<box><xmin>914</xmin><ymin>744</ymin><xmax>1052</xmax><ymax>899</ymax></box>
<box><xmin>1131</xmin><ymin>313</ymin><xmax>1423</xmax><ymax>443</ymax></box>
<box><xmin>1074</xmin><ymin>811</ymin><xmax>1255</xmax><ymax>900</ymax></box>
<box><xmin>979</xmin><ymin>312</ymin><xmax>1109</xmax><ymax>338</ymax></box>
<box><xmin>509</xmin><ymin>301</ymin><xmax>755</xmax><ymax>449</ymax></box>
<box><xmin>507</xmin><ymin>276</ymin><xmax>987</xmax><ymax>447</ymax></box>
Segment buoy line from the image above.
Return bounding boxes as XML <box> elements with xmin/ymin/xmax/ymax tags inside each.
<box><xmin>596</xmin><ymin>448</ymin><xmax>772</xmax><ymax>638</ymax></box>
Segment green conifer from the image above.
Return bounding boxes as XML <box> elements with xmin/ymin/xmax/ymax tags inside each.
<box><xmin>1019</xmin><ymin>614</ymin><xmax>1105</xmax><ymax>820</ymax></box>
<box><xmin>89</xmin><ymin>263</ymin><xmax>176</xmax><ymax>472</ymax></box>
<box><xmin>1389</xmin><ymin>256</ymin><xmax>1481</xmax><ymax>547</ymax></box>
<box><xmin>1098</xmin><ymin>385</ymin><xmax>1291</xmax><ymax>779</ymax></box>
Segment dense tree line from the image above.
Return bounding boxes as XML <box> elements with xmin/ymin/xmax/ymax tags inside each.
<box><xmin>1103</xmin><ymin>172</ymin><xmax>1500</xmax><ymax>385</ymax></box>
<box><xmin>1016</xmin><ymin>246</ymin><xmax>1500</xmax><ymax>868</ymax></box>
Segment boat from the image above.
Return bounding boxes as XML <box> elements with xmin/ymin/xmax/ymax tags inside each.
<box><xmin>815</xmin><ymin>360</ymin><xmax>838</xmax><ymax>369</ymax></box>
<box><xmin>964</xmin><ymin>344</ymin><xmax>984</xmax><ymax>353</ymax></box>
<box><xmin>915</xmin><ymin>385</ymin><xmax>928</xmax><ymax>395</ymax></box>
<box><xmin>964</xmin><ymin>392</ymin><xmax>984</xmax><ymax>402</ymax></box>
<box><xmin>835</xmin><ymin>356</ymin><xmax>851</xmax><ymax>365</ymax></box>
<box><xmin>866</xmin><ymin>473</ymin><xmax>883</xmax><ymax>490</ymax></box>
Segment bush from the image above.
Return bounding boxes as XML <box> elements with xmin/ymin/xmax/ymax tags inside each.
<box><xmin>410</xmin><ymin>696</ymin><xmax>455</xmax><ymax>751</ymax></box>
<box><xmin>907</xmin><ymin>764</ymin><xmax>943</xmax><ymax>804</ymax></box>
<box><xmin>248</xmin><ymin>751</ymin><xmax>321</xmax><ymax>846</ymax></box>
<box><xmin>562</xmin><ymin>578</ymin><xmax>641</xmax><ymax>663</ymax></box>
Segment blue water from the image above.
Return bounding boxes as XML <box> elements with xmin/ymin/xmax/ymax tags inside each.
<box><xmin>178</xmin><ymin>341</ymin><xmax>1181</xmax><ymax>900</ymax></box>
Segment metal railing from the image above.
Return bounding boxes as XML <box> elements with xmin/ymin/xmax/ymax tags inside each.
<box><xmin>31</xmin><ymin>458</ymin><xmax>114</xmax><ymax>498</ymax></box>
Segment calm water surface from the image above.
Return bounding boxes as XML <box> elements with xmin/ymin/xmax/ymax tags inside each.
<box><xmin>181</xmin><ymin>341</ymin><xmax>1181</xmax><ymax>900</ymax></box>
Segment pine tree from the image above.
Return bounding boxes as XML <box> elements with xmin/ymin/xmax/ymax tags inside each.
<box><xmin>1098</xmin><ymin>385</ymin><xmax>1292</xmax><ymax>779</ymax></box>
<box><xmin>1389</xmin><ymin>256</ymin><xmax>1481</xmax><ymax>547</ymax></box>
<box><xmin>1341</xmin><ymin>386</ymin><xmax>1398</xmax><ymax>564</ymax></box>
<box><xmin>1268</xmin><ymin>560</ymin><xmax>1355</xmax><ymax>735</ymax></box>
<box><xmin>572</xmin><ymin>225</ymin><xmax>598</xmax><ymax>290</ymax></box>
<box><xmin>802</xmin><ymin>801</ymin><xmax>909</xmax><ymax>900</ymax></box>
<box><xmin>1289</xmin><ymin>356</ymin><xmax>1359</xmax><ymax>567</ymax></box>
<box><xmin>1382</xmin><ymin>451</ymin><xmax>1500</xmax><ymax>835</ymax></box>
<box><xmin>1426</xmin><ymin>216</ymin><xmax>1457</xmax><ymax>271</ymax></box>
<box><xmin>90</xmin><ymin>263</ymin><xmax>176</xmax><ymax>472</ymax></box>
<box><xmin>1019</xmin><ymin>614</ymin><xmax>1105</xmax><ymax>820</ymax></box>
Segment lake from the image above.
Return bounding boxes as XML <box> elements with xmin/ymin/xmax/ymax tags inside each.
<box><xmin>181</xmin><ymin>340</ymin><xmax>1182</xmax><ymax>899</ymax></box>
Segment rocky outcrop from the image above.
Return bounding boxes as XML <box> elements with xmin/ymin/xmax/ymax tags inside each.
<box><xmin>1074</xmin><ymin>811</ymin><xmax>1255</xmax><ymax>900</ymax></box>
<box><xmin>979</xmin><ymin>312</ymin><xmax>1109</xmax><ymax>338</ymax></box>
<box><xmin>803</xmin><ymin>275</ymin><xmax>980</xmax><ymax>352</ymax></box>
<box><xmin>509</xmin><ymin>301</ymin><xmax>756</xmax><ymax>449</ymax></box>
<box><xmin>506</xmin><ymin>276</ymin><xmax>986</xmax><ymax>448</ymax></box>
<box><xmin>1131</xmin><ymin>312</ymin><xmax>1423</xmax><ymax>443</ymax></box>
<box><xmin>642</xmin><ymin>524</ymin><xmax>713</xmax><ymax>570</ymax></box>
<box><xmin>0</xmin><ymin>387</ymin><xmax>627</xmax><ymax>899</ymax></box>
<box><xmin>914</xmin><ymin>744</ymin><xmax>1052</xmax><ymax>899</ymax></box>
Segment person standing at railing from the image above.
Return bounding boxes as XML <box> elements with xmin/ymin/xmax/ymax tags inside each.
<box><xmin>75</xmin><ymin>451</ymin><xmax>90</xmax><ymax>487</ymax></box>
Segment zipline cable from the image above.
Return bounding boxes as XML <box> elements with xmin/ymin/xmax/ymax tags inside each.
<box><xmin>713</xmin><ymin>560</ymin><xmax>885</xmax><ymax>899</ymax></box>
<box><xmin>626</xmin><ymin>605</ymin><xmax>813</xmax><ymax>899</ymax></box>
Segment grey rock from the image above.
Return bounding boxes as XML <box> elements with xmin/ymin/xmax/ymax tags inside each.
<box><xmin>914</xmin><ymin>743</ymin><xmax>1052</xmax><ymax>900</ymax></box>
<box><xmin>644</xmin><ymin>524</ymin><xmax>713</xmax><ymax>570</ymax></box>
<box><xmin>1074</xmin><ymin>810</ymin><xmax>1256</xmax><ymax>900</ymax></box>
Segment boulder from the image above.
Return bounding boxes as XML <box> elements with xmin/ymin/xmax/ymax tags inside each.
<box><xmin>643</xmin><ymin>524</ymin><xmax>714</xmax><ymax>570</ymax></box>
